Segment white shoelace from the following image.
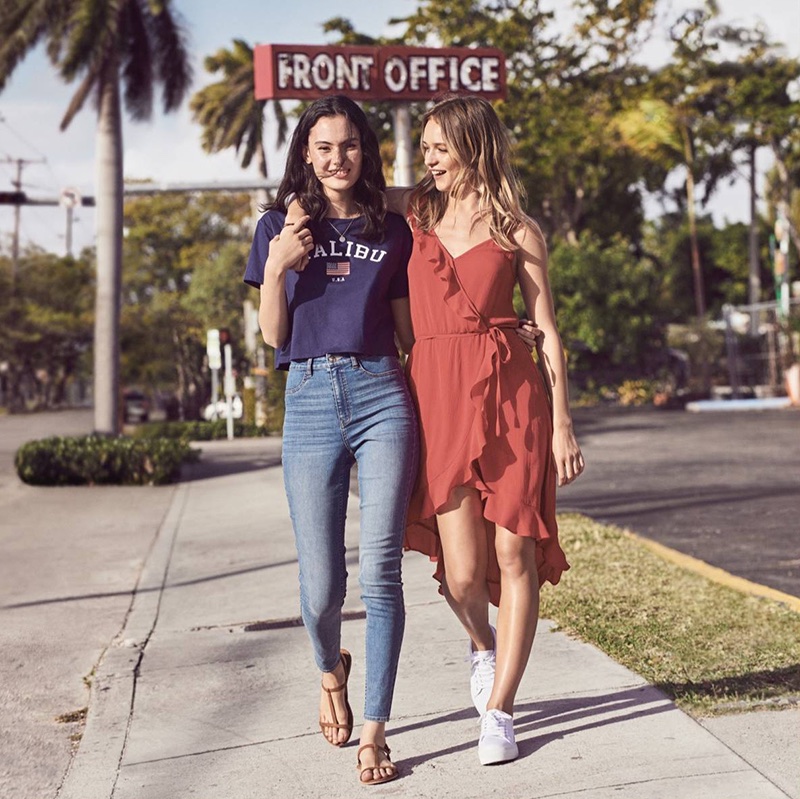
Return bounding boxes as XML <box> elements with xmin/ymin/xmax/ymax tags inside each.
<box><xmin>481</xmin><ymin>709</ymin><xmax>513</xmax><ymax>741</ymax></box>
<box><xmin>471</xmin><ymin>654</ymin><xmax>496</xmax><ymax>692</ymax></box>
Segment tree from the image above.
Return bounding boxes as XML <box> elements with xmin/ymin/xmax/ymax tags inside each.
<box><xmin>121</xmin><ymin>191</ymin><xmax>252</xmax><ymax>419</ymax></box>
<box><xmin>0</xmin><ymin>1</ymin><xmax>191</xmax><ymax>433</ymax></box>
<box><xmin>547</xmin><ymin>232</ymin><xmax>664</xmax><ymax>376</ymax></box>
<box><xmin>722</xmin><ymin>41</ymin><xmax>800</xmax><ymax>257</ymax></box>
<box><xmin>614</xmin><ymin>97</ymin><xmax>710</xmax><ymax>317</ymax></box>
<box><xmin>190</xmin><ymin>39</ymin><xmax>288</xmax><ymax>207</ymax></box>
<box><xmin>0</xmin><ymin>248</ymin><xmax>94</xmax><ymax>409</ymax></box>
<box><xmin>643</xmin><ymin>214</ymin><xmax>770</xmax><ymax>321</ymax></box>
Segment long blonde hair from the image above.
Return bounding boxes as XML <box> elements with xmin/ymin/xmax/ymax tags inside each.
<box><xmin>409</xmin><ymin>95</ymin><xmax>528</xmax><ymax>251</ymax></box>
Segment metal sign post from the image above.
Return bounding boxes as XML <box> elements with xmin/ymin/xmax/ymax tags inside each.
<box><xmin>392</xmin><ymin>104</ymin><xmax>415</xmax><ymax>187</ymax></box>
<box><xmin>59</xmin><ymin>187</ymin><xmax>81</xmax><ymax>258</ymax></box>
<box><xmin>774</xmin><ymin>210</ymin><xmax>791</xmax><ymax>319</ymax></box>
<box><xmin>207</xmin><ymin>329</ymin><xmax>222</xmax><ymax>421</ymax></box>
<box><xmin>223</xmin><ymin>343</ymin><xmax>235</xmax><ymax>441</ymax></box>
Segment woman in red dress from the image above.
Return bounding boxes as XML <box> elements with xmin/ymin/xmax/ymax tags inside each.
<box><xmin>389</xmin><ymin>95</ymin><xmax>584</xmax><ymax>765</ymax></box>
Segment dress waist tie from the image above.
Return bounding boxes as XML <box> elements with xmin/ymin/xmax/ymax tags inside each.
<box><xmin>415</xmin><ymin>326</ymin><xmax>520</xmax><ymax>434</ymax></box>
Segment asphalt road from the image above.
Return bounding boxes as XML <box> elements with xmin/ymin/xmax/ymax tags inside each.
<box><xmin>560</xmin><ymin>406</ymin><xmax>800</xmax><ymax>599</ymax></box>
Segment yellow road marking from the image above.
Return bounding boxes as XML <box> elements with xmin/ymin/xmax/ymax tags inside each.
<box><xmin>625</xmin><ymin>531</ymin><xmax>800</xmax><ymax>613</ymax></box>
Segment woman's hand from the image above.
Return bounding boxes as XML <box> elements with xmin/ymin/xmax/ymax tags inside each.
<box><xmin>553</xmin><ymin>421</ymin><xmax>585</xmax><ymax>487</ymax></box>
<box><xmin>266</xmin><ymin>215</ymin><xmax>314</xmax><ymax>276</ymax></box>
<box><xmin>515</xmin><ymin>319</ymin><xmax>542</xmax><ymax>351</ymax></box>
<box><xmin>284</xmin><ymin>201</ymin><xmax>313</xmax><ymax>271</ymax></box>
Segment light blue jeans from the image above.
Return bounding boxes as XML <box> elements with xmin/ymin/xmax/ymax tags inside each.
<box><xmin>282</xmin><ymin>354</ymin><xmax>418</xmax><ymax>722</ymax></box>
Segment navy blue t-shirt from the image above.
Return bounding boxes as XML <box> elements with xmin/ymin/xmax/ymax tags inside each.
<box><xmin>244</xmin><ymin>210</ymin><xmax>412</xmax><ymax>369</ymax></box>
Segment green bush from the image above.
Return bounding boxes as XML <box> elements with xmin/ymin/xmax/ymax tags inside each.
<box><xmin>14</xmin><ymin>435</ymin><xmax>199</xmax><ymax>486</ymax></box>
<box><xmin>132</xmin><ymin>420</ymin><xmax>275</xmax><ymax>441</ymax></box>
<box><xmin>548</xmin><ymin>232</ymin><xmax>664</xmax><ymax>373</ymax></box>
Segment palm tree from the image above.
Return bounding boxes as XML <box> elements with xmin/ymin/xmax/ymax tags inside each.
<box><xmin>614</xmin><ymin>98</ymin><xmax>706</xmax><ymax>320</ymax></box>
<box><xmin>190</xmin><ymin>39</ymin><xmax>288</xmax><ymax>207</ymax></box>
<box><xmin>0</xmin><ymin>0</ymin><xmax>191</xmax><ymax>434</ymax></box>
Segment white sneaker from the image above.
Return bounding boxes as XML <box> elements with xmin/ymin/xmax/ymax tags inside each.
<box><xmin>468</xmin><ymin>625</ymin><xmax>496</xmax><ymax>717</ymax></box>
<box><xmin>478</xmin><ymin>709</ymin><xmax>518</xmax><ymax>765</ymax></box>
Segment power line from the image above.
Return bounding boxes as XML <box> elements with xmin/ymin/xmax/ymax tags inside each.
<box><xmin>0</xmin><ymin>155</ymin><xmax>47</xmax><ymax>283</ymax></box>
<box><xmin>0</xmin><ymin>113</ymin><xmax>50</xmax><ymax>160</ymax></box>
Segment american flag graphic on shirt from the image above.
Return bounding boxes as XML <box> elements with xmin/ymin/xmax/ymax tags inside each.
<box><xmin>326</xmin><ymin>260</ymin><xmax>350</xmax><ymax>276</ymax></box>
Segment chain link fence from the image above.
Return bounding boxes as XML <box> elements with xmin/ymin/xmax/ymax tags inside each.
<box><xmin>721</xmin><ymin>299</ymin><xmax>800</xmax><ymax>398</ymax></box>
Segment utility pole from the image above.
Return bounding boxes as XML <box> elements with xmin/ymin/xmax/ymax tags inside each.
<box><xmin>392</xmin><ymin>105</ymin><xmax>415</xmax><ymax>188</ymax></box>
<box><xmin>59</xmin><ymin>188</ymin><xmax>82</xmax><ymax>257</ymax></box>
<box><xmin>1</xmin><ymin>156</ymin><xmax>47</xmax><ymax>284</ymax></box>
<box><xmin>748</xmin><ymin>142</ymin><xmax>761</xmax><ymax>336</ymax></box>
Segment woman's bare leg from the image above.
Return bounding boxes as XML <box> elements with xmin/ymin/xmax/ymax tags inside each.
<box><xmin>436</xmin><ymin>486</ymin><xmax>493</xmax><ymax>650</ymax></box>
<box><xmin>486</xmin><ymin>524</ymin><xmax>540</xmax><ymax>715</ymax></box>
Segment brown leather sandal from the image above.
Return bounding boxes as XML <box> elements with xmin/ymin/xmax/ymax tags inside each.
<box><xmin>356</xmin><ymin>742</ymin><xmax>399</xmax><ymax>786</ymax></box>
<box><xmin>319</xmin><ymin>649</ymin><xmax>353</xmax><ymax>746</ymax></box>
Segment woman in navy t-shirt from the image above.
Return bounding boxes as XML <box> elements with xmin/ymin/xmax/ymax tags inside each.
<box><xmin>243</xmin><ymin>96</ymin><xmax>417</xmax><ymax>786</ymax></box>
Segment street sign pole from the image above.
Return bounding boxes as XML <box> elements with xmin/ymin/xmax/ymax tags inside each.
<box><xmin>392</xmin><ymin>104</ymin><xmax>414</xmax><ymax>188</ymax></box>
<box><xmin>224</xmin><ymin>343</ymin><xmax>235</xmax><ymax>441</ymax></box>
<box><xmin>206</xmin><ymin>329</ymin><xmax>222</xmax><ymax>421</ymax></box>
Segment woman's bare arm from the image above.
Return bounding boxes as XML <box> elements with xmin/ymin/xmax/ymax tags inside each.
<box><xmin>258</xmin><ymin>215</ymin><xmax>314</xmax><ymax>348</ymax></box>
<box><xmin>514</xmin><ymin>220</ymin><xmax>585</xmax><ymax>485</ymax></box>
<box><xmin>390</xmin><ymin>297</ymin><xmax>415</xmax><ymax>355</ymax></box>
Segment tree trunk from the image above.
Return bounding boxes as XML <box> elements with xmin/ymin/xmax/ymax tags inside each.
<box><xmin>748</xmin><ymin>142</ymin><xmax>760</xmax><ymax>329</ymax></box>
<box><xmin>681</xmin><ymin>126</ymin><xmax>705</xmax><ymax>320</ymax></box>
<box><xmin>93</xmin><ymin>63</ymin><xmax>124</xmax><ymax>435</ymax></box>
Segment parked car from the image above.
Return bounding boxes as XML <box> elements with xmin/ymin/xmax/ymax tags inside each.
<box><xmin>123</xmin><ymin>389</ymin><xmax>150</xmax><ymax>423</ymax></box>
<box><xmin>203</xmin><ymin>394</ymin><xmax>243</xmax><ymax>421</ymax></box>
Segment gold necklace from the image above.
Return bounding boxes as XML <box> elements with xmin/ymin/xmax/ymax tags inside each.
<box><xmin>327</xmin><ymin>216</ymin><xmax>359</xmax><ymax>243</ymax></box>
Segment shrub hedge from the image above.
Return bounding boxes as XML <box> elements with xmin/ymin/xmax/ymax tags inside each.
<box><xmin>15</xmin><ymin>435</ymin><xmax>199</xmax><ymax>486</ymax></box>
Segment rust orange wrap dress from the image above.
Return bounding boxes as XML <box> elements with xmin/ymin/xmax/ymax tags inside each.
<box><xmin>404</xmin><ymin>219</ymin><xmax>570</xmax><ymax>606</ymax></box>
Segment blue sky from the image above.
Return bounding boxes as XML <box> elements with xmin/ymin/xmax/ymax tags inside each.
<box><xmin>0</xmin><ymin>0</ymin><xmax>798</xmax><ymax>256</ymax></box>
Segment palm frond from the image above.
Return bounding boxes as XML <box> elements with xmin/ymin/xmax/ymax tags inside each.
<box><xmin>272</xmin><ymin>100</ymin><xmax>288</xmax><ymax>147</ymax></box>
<box><xmin>60</xmin><ymin>57</ymin><xmax>103</xmax><ymax>129</ymax></box>
<box><xmin>190</xmin><ymin>37</ymin><xmax>286</xmax><ymax>175</ymax></box>
<box><xmin>121</xmin><ymin>0</ymin><xmax>154</xmax><ymax>121</ymax></box>
<box><xmin>0</xmin><ymin>0</ymin><xmax>58</xmax><ymax>90</ymax></box>
<box><xmin>59</xmin><ymin>0</ymin><xmax>124</xmax><ymax>81</ymax></box>
<box><xmin>240</xmin><ymin>131</ymin><xmax>257</xmax><ymax>170</ymax></box>
<box><xmin>148</xmin><ymin>0</ymin><xmax>192</xmax><ymax>112</ymax></box>
<box><xmin>615</xmin><ymin>99</ymin><xmax>682</xmax><ymax>156</ymax></box>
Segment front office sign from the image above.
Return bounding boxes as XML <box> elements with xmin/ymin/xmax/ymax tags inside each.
<box><xmin>254</xmin><ymin>44</ymin><xmax>507</xmax><ymax>101</ymax></box>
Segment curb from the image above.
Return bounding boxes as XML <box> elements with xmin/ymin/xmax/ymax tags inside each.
<box><xmin>625</xmin><ymin>530</ymin><xmax>800</xmax><ymax>613</ymax></box>
<box><xmin>57</xmin><ymin>484</ymin><xmax>188</xmax><ymax>799</ymax></box>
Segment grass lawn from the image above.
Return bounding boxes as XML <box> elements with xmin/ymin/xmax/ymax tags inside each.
<box><xmin>541</xmin><ymin>514</ymin><xmax>800</xmax><ymax>716</ymax></box>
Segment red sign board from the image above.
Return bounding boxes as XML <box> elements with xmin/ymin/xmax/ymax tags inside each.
<box><xmin>254</xmin><ymin>44</ymin><xmax>506</xmax><ymax>101</ymax></box>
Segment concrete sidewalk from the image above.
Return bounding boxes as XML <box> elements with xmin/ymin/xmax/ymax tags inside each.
<box><xmin>43</xmin><ymin>438</ymin><xmax>793</xmax><ymax>799</ymax></box>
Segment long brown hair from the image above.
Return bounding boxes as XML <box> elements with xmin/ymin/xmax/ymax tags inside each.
<box><xmin>272</xmin><ymin>95</ymin><xmax>387</xmax><ymax>240</ymax></box>
<box><xmin>409</xmin><ymin>95</ymin><xmax>527</xmax><ymax>250</ymax></box>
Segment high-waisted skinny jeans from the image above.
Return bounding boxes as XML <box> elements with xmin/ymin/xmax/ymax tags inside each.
<box><xmin>282</xmin><ymin>354</ymin><xmax>419</xmax><ymax>722</ymax></box>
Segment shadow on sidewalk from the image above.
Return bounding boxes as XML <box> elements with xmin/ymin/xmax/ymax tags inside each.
<box><xmin>392</xmin><ymin>686</ymin><xmax>671</xmax><ymax>772</ymax></box>
<box><xmin>180</xmin><ymin>453</ymin><xmax>282</xmax><ymax>482</ymax></box>
<box><xmin>655</xmin><ymin>663</ymin><xmax>800</xmax><ymax>707</ymax></box>
<box><xmin>1</xmin><ymin>558</ymin><xmax>299</xmax><ymax>611</ymax></box>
